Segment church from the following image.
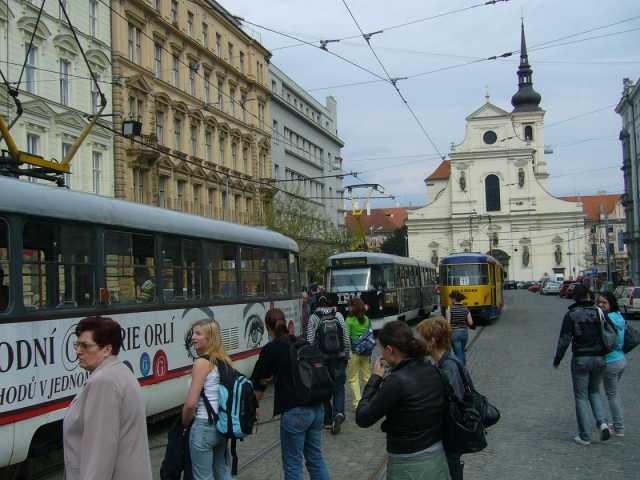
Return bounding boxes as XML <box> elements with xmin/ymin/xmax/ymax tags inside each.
<box><xmin>407</xmin><ymin>24</ymin><xmax>586</xmax><ymax>282</ymax></box>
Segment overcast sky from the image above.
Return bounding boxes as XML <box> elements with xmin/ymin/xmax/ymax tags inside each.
<box><xmin>220</xmin><ymin>0</ymin><xmax>639</xmax><ymax>208</ymax></box>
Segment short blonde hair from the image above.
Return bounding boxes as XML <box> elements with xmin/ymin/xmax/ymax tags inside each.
<box><xmin>417</xmin><ymin>316</ymin><xmax>452</xmax><ymax>352</ymax></box>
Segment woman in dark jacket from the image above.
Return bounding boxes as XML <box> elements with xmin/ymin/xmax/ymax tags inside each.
<box><xmin>356</xmin><ymin>321</ymin><xmax>448</xmax><ymax>480</ymax></box>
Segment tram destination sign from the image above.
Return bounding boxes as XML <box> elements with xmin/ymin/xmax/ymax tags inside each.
<box><xmin>332</xmin><ymin>257</ymin><xmax>368</xmax><ymax>267</ymax></box>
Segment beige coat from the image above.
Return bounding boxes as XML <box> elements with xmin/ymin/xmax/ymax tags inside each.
<box><xmin>63</xmin><ymin>356</ymin><xmax>153</xmax><ymax>480</ymax></box>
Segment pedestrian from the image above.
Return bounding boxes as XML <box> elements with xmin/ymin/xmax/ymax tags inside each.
<box><xmin>251</xmin><ymin>308</ymin><xmax>330</xmax><ymax>480</ymax></box>
<box><xmin>417</xmin><ymin>316</ymin><xmax>467</xmax><ymax>480</ymax></box>
<box><xmin>553</xmin><ymin>284</ymin><xmax>611</xmax><ymax>445</ymax></box>
<box><xmin>181</xmin><ymin>319</ymin><xmax>232</xmax><ymax>480</ymax></box>
<box><xmin>307</xmin><ymin>295</ymin><xmax>351</xmax><ymax>434</ymax></box>
<box><xmin>345</xmin><ymin>297</ymin><xmax>372</xmax><ymax>409</ymax></box>
<box><xmin>596</xmin><ymin>292</ymin><xmax>626</xmax><ymax>437</ymax></box>
<box><xmin>356</xmin><ymin>321</ymin><xmax>449</xmax><ymax>480</ymax></box>
<box><xmin>63</xmin><ymin>316</ymin><xmax>152</xmax><ymax>480</ymax></box>
<box><xmin>446</xmin><ymin>291</ymin><xmax>474</xmax><ymax>365</ymax></box>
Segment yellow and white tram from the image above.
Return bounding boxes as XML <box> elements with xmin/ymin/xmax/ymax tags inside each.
<box><xmin>0</xmin><ymin>176</ymin><xmax>302</xmax><ymax>471</ymax></box>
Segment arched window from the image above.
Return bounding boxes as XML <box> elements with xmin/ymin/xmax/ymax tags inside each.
<box><xmin>524</xmin><ymin>125</ymin><xmax>533</xmax><ymax>141</ymax></box>
<box><xmin>485</xmin><ymin>174</ymin><xmax>501</xmax><ymax>211</ymax></box>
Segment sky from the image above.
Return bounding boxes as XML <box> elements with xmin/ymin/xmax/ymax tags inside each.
<box><xmin>220</xmin><ymin>0</ymin><xmax>640</xmax><ymax>208</ymax></box>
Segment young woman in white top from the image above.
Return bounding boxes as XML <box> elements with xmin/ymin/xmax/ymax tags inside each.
<box><xmin>182</xmin><ymin>319</ymin><xmax>232</xmax><ymax>480</ymax></box>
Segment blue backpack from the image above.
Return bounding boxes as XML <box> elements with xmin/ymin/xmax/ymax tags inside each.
<box><xmin>352</xmin><ymin>319</ymin><xmax>376</xmax><ymax>356</ymax></box>
<box><xmin>201</xmin><ymin>362</ymin><xmax>257</xmax><ymax>475</ymax></box>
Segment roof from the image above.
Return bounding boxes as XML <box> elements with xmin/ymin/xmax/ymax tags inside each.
<box><xmin>326</xmin><ymin>251</ymin><xmax>434</xmax><ymax>268</ymax></box>
<box><xmin>345</xmin><ymin>207</ymin><xmax>407</xmax><ymax>234</ymax></box>
<box><xmin>441</xmin><ymin>253</ymin><xmax>500</xmax><ymax>265</ymax></box>
<box><xmin>559</xmin><ymin>194</ymin><xmax>621</xmax><ymax>221</ymax></box>
<box><xmin>425</xmin><ymin>160</ymin><xmax>451</xmax><ymax>181</ymax></box>
<box><xmin>0</xmin><ymin>176</ymin><xmax>298</xmax><ymax>252</ymax></box>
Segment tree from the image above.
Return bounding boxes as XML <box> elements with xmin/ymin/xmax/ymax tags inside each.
<box><xmin>263</xmin><ymin>190</ymin><xmax>357</xmax><ymax>284</ymax></box>
<box><xmin>380</xmin><ymin>226</ymin><xmax>408</xmax><ymax>257</ymax></box>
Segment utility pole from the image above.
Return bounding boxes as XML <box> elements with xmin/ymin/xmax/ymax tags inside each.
<box><xmin>604</xmin><ymin>210</ymin><xmax>612</xmax><ymax>282</ymax></box>
<box><xmin>567</xmin><ymin>228</ymin><xmax>572</xmax><ymax>280</ymax></box>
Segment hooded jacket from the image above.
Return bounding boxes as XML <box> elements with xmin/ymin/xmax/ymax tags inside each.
<box><xmin>553</xmin><ymin>301</ymin><xmax>606</xmax><ymax>366</ymax></box>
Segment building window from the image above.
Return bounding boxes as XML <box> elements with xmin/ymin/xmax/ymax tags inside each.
<box><xmin>27</xmin><ymin>133</ymin><xmax>39</xmax><ymax>155</ymax></box>
<box><xmin>25</xmin><ymin>45</ymin><xmax>36</xmax><ymax>93</ymax></box>
<box><xmin>222</xmin><ymin>191</ymin><xmax>227</xmax><ymax>219</ymax></box>
<box><xmin>240</xmin><ymin>94</ymin><xmax>247</xmax><ymax>122</ymax></box>
<box><xmin>208</xmin><ymin>188</ymin><xmax>215</xmax><ymax>217</ymax></box>
<box><xmin>187</xmin><ymin>12</ymin><xmax>193</xmax><ymax>36</ymax></box>
<box><xmin>193</xmin><ymin>184</ymin><xmax>201</xmax><ymax>215</ymax></box>
<box><xmin>273</xmin><ymin>120</ymin><xmax>278</xmax><ymax>144</ymax></box>
<box><xmin>133</xmin><ymin>168</ymin><xmax>144</xmax><ymax>203</ymax></box>
<box><xmin>216</xmin><ymin>33</ymin><xmax>221</xmax><ymax>56</ymax></box>
<box><xmin>239</xmin><ymin>51</ymin><xmax>245</xmax><ymax>73</ymax></box>
<box><xmin>229</xmin><ymin>87</ymin><xmax>236</xmax><ymax>114</ymax></box>
<box><xmin>159</xmin><ymin>176</ymin><xmax>167</xmax><ymax>208</ymax></box>
<box><xmin>205</xmin><ymin>130</ymin><xmax>212</xmax><ymax>161</ymax></box>
<box><xmin>231</xmin><ymin>141</ymin><xmax>238</xmax><ymax>170</ymax></box>
<box><xmin>155</xmin><ymin>111</ymin><xmax>165</xmax><ymax>144</ymax></box>
<box><xmin>274</xmin><ymin>164</ymin><xmax>279</xmax><ymax>179</ymax></box>
<box><xmin>128</xmin><ymin>23</ymin><xmax>141</xmax><ymax>62</ymax></box>
<box><xmin>219</xmin><ymin>134</ymin><xmax>225</xmax><ymax>165</ymax></box>
<box><xmin>485</xmin><ymin>174</ymin><xmax>501</xmax><ymax>212</ymax></box>
<box><xmin>89</xmin><ymin>0</ymin><xmax>97</xmax><ymax>36</ymax></box>
<box><xmin>176</xmin><ymin>180</ymin><xmax>185</xmax><ymax>211</ymax></box>
<box><xmin>154</xmin><ymin>43</ymin><xmax>162</xmax><ymax>79</ymax></box>
<box><xmin>524</xmin><ymin>125</ymin><xmax>533</xmax><ymax>142</ymax></box>
<box><xmin>171</xmin><ymin>0</ymin><xmax>178</xmax><ymax>24</ymax></box>
<box><xmin>204</xmin><ymin>72</ymin><xmax>210</xmax><ymax>103</ymax></box>
<box><xmin>618</xmin><ymin>230</ymin><xmax>625</xmax><ymax>252</ymax></box>
<box><xmin>92</xmin><ymin>151</ymin><xmax>102</xmax><ymax>194</ymax></box>
<box><xmin>217</xmin><ymin>79</ymin><xmax>224</xmax><ymax>110</ymax></box>
<box><xmin>258</xmin><ymin>102</ymin><xmax>265</xmax><ymax>130</ymax></box>
<box><xmin>59</xmin><ymin>59</ymin><xmax>70</xmax><ymax>105</ymax></box>
<box><xmin>190</xmin><ymin>125</ymin><xmax>198</xmax><ymax>156</ymax></box>
<box><xmin>154</xmin><ymin>0</ymin><xmax>160</xmax><ymax>10</ymax></box>
<box><xmin>172</xmin><ymin>54</ymin><xmax>179</xmax><ymax>87</ymax></box>
<box><xmin>243</xmin><ymin>145</ymin><xmax>249</xmax><ymax>173</ymax></box>
<box><xmin>228</xmin><ymin>42</ymin><xmax>233</xmax><ymax>64</ymax></box>
<box><xmin>202</xmin><ymin>23</ymin><xmax>209</xmax><ymax>47</ymax></box>
<box><xmin>189</xmin><ymin>67</ymin><xmax>196</xmax><ymax>96</ymax></box>
<box><xmin>90</xmin><ymin>74</ymin><xmax>101</xmax><ymax>113</ymax></box>
<box><xmin>174</xmin><ymin>117</ymin><xmax>182</xmax><ymax>150</ymax></box>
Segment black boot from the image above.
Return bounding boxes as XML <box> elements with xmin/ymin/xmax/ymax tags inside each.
<box><xmin>447</xmin><ymin>457</ymin><xmax>464</xmax><ymax>480</ymax></box>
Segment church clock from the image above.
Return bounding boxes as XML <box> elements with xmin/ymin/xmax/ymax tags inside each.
<box><xmin>483</xmin><ymin>130</ymin><xmax>497</xmax><ymax>145</ymax></box>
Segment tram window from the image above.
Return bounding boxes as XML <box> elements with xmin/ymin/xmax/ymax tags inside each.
<box><xmin>162</xmin><ymin>238</ymin><xmax>202</xmax><ymax>302</ymax></box>
<box><xmin>105</xmin><ymin>231</ymin><xmax>155</xmax><ymax>304</ymax></box>
<box><xmin>205</xmin><ymin>242</ymin><xmax>237</xmax><ymax>298</ymax></box>
<box><xmin>267</xmin><ymin>250</ymin><xmax>288</xmax><ymax>296</ymax></box>
<box><xmin>288</xmin><ymin>253</ymin><xmax>300</xmax><ymax>295</ymax></box>
<box><xmin>383</xmin><ymin>265</ymin><xmax>396</xmax><ymax>288</ymax></box>
<box><xmin>371</xmin><ymin>266</ymin><xmax>384</xmax><ymax>289</ymax></box>
<box><xmin>441</xmin><ymin>264</ymin><xmax>489</xmax><ymax>286</ymax></box>
<box><xmin>240</xmin><ymin>247</ymin><xmax>265</xmax><ymax>297</ymax></box>
<box><xmin>0</xmin><ymin>219</ymin><xmax>9</xmax><ymax>312</ymax></box>
<box><xmin>59</xmin><ymin>226</ymin><xmax>95</xmax><ymax>308</ymax></box>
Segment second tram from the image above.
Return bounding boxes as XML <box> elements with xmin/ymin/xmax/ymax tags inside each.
<box><xmin>439</xmin><ymin>252</ymin><xmax>504</xmax><ymax>322</ymax></box>
<box><xmin>325</xmin><ymin>252</ymin><xmax>437</xmax><ymax>330</ymax></box>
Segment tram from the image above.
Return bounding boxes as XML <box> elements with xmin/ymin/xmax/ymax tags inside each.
<box><xmin>439</xmin><ymin>252</ymin><xmax>504</xmax><ymax>322</ymax></box>
<box><xmin>0</xmin><ymin>176</ymin><xmax>302</xmax><ymax>470</ymax></box>
<box><xmin>325</xmin><ymin>252</ymin><xmax>438</xmax><ymax>330</ymax></box>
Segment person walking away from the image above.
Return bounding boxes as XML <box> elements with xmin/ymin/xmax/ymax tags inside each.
<box><xmin>356</xmin><ymin>321</ymin><xmax>449</xmax><ymax>480</ymax></box>
<box><xmin>446</xmin><ymin>291</ymin><xmax>474</xmax><ymax>365</ymax></box>
<box><xmin>252</xmin><ymin>308</ymin><xmax>330</xmax><ymax>480</ymax></box>
<box><xmin>553</xmin><ymin>284</ymin><xmax>610</xmax><ymax>445</ymax></box>
<box><xmin>345</xmin><ymin>297</ymin><xmax>373</xmax><ymax>409</ymax></box>
<box><xmin>597</xmin><ymin>292</ymin><xmax>626</xmax><ymax>437</ymax></box>
<box><xmin>418</xmin><ymin>316</ymin><xmax>468</xmax><ymax>480</ymax></box>
<box><xmin>181</xmin><ymin>319</ymin><xmax>232</xmax><ymax>480</ymax></box>
<box><xmin>63</xmin><ymin>317</ymin><xmax>152</xmax><ymax>480</ymax></box>
<box><xmin>307</xmin><ymin>295</ymin><xmax>350</xmax><ymax>434</ymax></box>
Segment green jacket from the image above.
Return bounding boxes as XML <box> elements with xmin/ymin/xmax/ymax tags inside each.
<box><xmin>346</xmin><ymin>314</ymin><xmax>370</xmax><ymax>342</ymax></box>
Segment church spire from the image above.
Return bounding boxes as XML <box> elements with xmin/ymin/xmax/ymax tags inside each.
<box><xmin>511</xmin><ymin>21</ymin><xmax>542</xmax><ymax>113</ymax></box>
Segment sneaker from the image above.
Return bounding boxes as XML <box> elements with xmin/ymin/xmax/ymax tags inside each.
<box><xmin>573</xmin><ymin>435</ymin><xmax>591</xmax><ymax>446</ymax></box>
<box><xmin>600</xmin><ymin>423</ymin><xmax>611</xmax><ymax>441</ymax></box>
<box><xmin>332</xmin><ymin>413</ymin><xmax>345</xmax><ymax>435</ymax></box>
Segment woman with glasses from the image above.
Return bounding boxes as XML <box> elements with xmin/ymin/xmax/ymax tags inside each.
<box><xmin>63</xmin><ymin>316</ymin><xmax>152</xmax><ymax>480</ymax></box>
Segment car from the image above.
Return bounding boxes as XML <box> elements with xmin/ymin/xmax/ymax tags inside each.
<box><xmin>528</xmin><ymin>283</ymin><xmax>541</xmax><ymax>293</ymax></box>
<box><xmin>504</xmin><ymin>280</ymin><xmax>517</xmax><ymax>290</ymax></box>
<box><xmin>542</xmin><ymin>281</ymin><xmax>561</xmax><ymax>295</ymax></box>
<box><xmin>618</xmin><ymin>287</ymin><xmax>640</xmax><ymax>318</ymax></box>
<box><xmin>516</xmin><ymin>281</ymin><xmax>526</xmax><ymax>289</ymax></box>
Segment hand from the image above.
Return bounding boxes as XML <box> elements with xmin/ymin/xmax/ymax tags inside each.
<box><xmin>553</xmin><ymin>362</ymin><xmax>559</xmax><ymax>369</ymax></box>
<box><xmin>372</xmin><ymin>358</ymin><xmax>386</xmax><ymax>377</ymax></box>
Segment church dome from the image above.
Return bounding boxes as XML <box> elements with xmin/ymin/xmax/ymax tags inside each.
<box><xmin>511</xmin><ymin>22</ymin><xmax>542</xmax><ymax>113</ymax></box>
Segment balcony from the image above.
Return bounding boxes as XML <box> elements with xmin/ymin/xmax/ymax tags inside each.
<box><xmin>126</xmin><ymin>134</ymin><xmax>161</xmax><ymax>165</ymax></box>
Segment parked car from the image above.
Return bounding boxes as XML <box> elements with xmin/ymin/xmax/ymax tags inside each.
<box><xmin>528</xmin><ymin>283</ymin><xmax>541</xmax><ymax>293</ymax></box>
<box><xmin>516</xmin><ymin>281</ymin><xmax>526</xmax><ymax>289</ymax></box>
<box><xmin>559</xmin><ymin>281</ymin><xmax>574</xmax><ymax>298</ymax></box>
<box><xmin>504</xmin><ymin>280</ymin><xmax>517</xmax><ymax>290</ymax></box>
<box><xmin>618</xmin><ymin>286</ymin><xmax>640</xmax><ymax>318</ymax></box>
<box><xmin>542</xmin><ymin>281</ymin><xmax>561</xmax><ymax>295</ymax></box>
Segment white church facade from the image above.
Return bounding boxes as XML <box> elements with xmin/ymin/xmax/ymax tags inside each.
<box><xmin>407</xmin><ymin>25</ymin><xmax>586</xmax><ymax>282</ymax></box>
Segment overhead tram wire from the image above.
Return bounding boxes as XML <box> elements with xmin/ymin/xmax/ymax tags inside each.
<box><xmin>96</xmin><ymin>0</ymin><xmax>356</xmax><ymax>184</ymax></box>
<box><xmin>546</xmin><ymin>104</ymin><xmax>617</xmax><ymax>128</ymax></box>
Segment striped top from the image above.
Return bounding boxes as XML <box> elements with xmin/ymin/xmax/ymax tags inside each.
<box><xmin>449</xmin><ymin>303</ymin><xmax>470</xmax><ymax>330</ymax></box>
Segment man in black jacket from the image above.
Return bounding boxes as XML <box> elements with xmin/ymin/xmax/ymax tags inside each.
<box><xmin>553</xmin><ymin>284</ymin><xmax>610</xmax><ymax>445</ymax></box>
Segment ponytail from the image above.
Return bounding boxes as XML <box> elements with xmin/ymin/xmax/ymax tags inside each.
<box><xmin>265</xmin><ymin>308</ymin><xmax>289</xmax><ymax>339</ymax></box>
<box><xmin>377</xmin><ymin>320</ymin><xmax>426</xmax><ymax>360</ymax></box>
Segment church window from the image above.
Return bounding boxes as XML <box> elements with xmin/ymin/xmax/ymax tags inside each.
<box><xmin>518</xmin><ymin>168</ymin><xmax>525</xmax><ymax>188</ymax></box>
<box><xmin>524</xmin><ymin>125</ymin><xmax>533</xmax><ymax>141</ymax></box>
<box><xmin>483</xmin><ymin>130</ymin><xmax>497</xmax><ymax>145</ymax></box>
<box><xmin>485</xmin><ymin>175</ymin><xmax>501</xmax><ymax>212</ymax></box>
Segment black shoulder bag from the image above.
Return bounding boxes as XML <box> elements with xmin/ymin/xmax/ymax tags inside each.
<box><xmin>453</xmin><ymin>361</ymin><xmax>501</xmax><ymax>428</ymax></box>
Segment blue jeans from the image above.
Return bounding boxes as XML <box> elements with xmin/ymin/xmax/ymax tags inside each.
<box><xmin>604</xmin><ymin>358</ymin><xmax>626</xmax><ymax>433</ymax></box>
<box><xmin>189</xmin><ymin>418</ymin><xmax>231</xmax><ymax>480</ymax></box>
<box><xmin>451</xmin><ymin>329</ymin><xmax>469</xmax><ymax>366</ymax></box>
<box><xmin>571</xmin><ymin>356</ymin><xmax>606</xmax><ymax>441</ymax></box>
<box><xmin>280</xmin><ymin>406</ymin><xmax>330</xmax><ymax>480</ymax></box>
<box><xmin>324</xmin><ymin>360</ymin><xmax>346</xmax><ymax>422</ymax></box>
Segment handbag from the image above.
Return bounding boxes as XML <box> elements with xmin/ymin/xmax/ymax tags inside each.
<box><xmin>159</xmin><ymin>415</ymin><xmax>193</xmax><ymax>480</ymax></box>
<box><xmin>597</xmin><ymin>307</ymin><xmax>619</xmax><ymax>354</ymax></box>
<box><xmin>622</xmin><ymin>320</ymin><xmax>640</xmax><ymax>354</ymax></box>
<box><xmin>453</xmin><ymin>361</ymin><xmax>500</xmax><ymax>428</ymax></box>
<box><xmin>352</xmin><ymin>322</ymin><xmax>376</xmax><ymax>356</ymax></box>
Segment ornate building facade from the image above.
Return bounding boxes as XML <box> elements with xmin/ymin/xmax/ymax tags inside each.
<box><xmin>111</xmin><ymin>0</ymin><xmax>272</xmax><ymax>223</ymax></box>
<box><xmin>407</xmin><ymin>25</ymin><xmax>586</xmax><ymax>281</ymax></box>
<box><xmin>0</xmin><ymin>0</ymin><xmax>114</xmax><ymax>195</ymax></box>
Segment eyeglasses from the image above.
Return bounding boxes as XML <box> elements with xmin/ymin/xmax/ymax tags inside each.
<box><xmin>73</xmin><ymin>341</ymin><xmax>100</xmax><ymax>350</ymax></box>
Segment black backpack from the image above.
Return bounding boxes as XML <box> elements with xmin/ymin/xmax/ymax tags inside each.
<box><xmin>289</xmin><ymin>337</ymin><xmax>335</xmax><ymax>406</ymax></box>
<box><xmin>314</xmin><ymin>312</ymin><xmax>345</xmax><ymax>356</ymax></box>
